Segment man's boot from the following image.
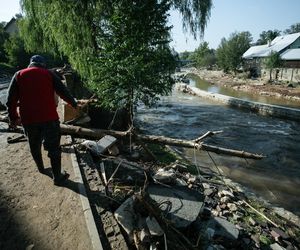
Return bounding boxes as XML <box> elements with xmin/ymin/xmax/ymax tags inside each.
<box><xmin>50</xmin><ymin>157</ymin><xmax>69</xmax><ymax>185</ymax></box>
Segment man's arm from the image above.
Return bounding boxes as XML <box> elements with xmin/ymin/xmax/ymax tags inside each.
<box><xmin>50</xmin><ymin>70</ymin><xmax>77</xmax><ymax>108</ymax></box>
<box><xmin>6</xmin><ymin>72</ymin><xmax>20</xmax><ymax>124</ymax></box>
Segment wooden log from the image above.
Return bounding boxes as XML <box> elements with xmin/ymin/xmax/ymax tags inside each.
<box><xmin>0</xmin><ymin>117</ymin><xmax>264</xmax><ymax>160</ymax></box>
<box><xmin>135</xmin><ymin>134</ymin><xmax>264</xmax><ymax>160</ymax></box>
<box><xmin>59</xmin><ymin>124</ymin><xmax>130</xmax><ymax>138</ymax></box>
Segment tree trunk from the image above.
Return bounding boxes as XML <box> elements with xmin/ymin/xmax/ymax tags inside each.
<box><xmin>0</xmin><ymin>116</ymin><xmax>263</xmax><ymax>160</ymax></box>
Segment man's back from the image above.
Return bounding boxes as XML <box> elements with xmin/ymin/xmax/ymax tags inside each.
<box><xmin>16</xmin><ymin>66</ymin><xmax>59</xmax><ymax>124</ymax></box>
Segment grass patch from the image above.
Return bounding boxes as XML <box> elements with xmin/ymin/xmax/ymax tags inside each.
<box><xmin>146</xmin><ymin>143</ymin><xmax>177</xmax><ymax>164</ymax></box>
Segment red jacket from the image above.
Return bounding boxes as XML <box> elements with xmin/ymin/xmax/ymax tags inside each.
<box><xmin>7</xmin><ymin>65</ymin><xmax>77</xmax><ymax>125</ymax></box>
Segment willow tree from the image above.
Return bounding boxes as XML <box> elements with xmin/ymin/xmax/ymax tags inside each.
<box><xmin>19</xmin><ymin>0</ymin><xmax>211</xmax><ymax>111</ymax></box>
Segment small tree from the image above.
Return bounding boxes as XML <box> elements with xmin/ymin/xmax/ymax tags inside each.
<box><xmin>190</xmin><ymin>41</ymin><xmax>216</xmax><ymax>69</ymax></box>
<box><xmin>284</xmin><ymin>23</ymin><xmax>300</xmax><ymax>34</ymax></box>
<box><xmin>0</xmin><ymin>22</ymin><xmax>9</xmax><ymax>63</ymax></box>
<box><xmin>256</xmin><ymin>30</ymin><xmax>281</xmax><ymax>45</ymax></box>
<box><xmin>216</xmin><ymin>32</ymin><xmax>252</xmax><ymax>73</ymax></box>
<box><xmin>4</xmin><ymin>34</ymin><xmax>31</xmax><ymax>69</ymax></box>
<box><xmin>264</xmin><ymin>51</ymin><xmax>282</xmax><ymax>82</ymax></box>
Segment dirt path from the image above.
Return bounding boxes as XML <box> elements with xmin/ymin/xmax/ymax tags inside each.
<box><xmin>0</xmin><ymin>122</ymin><xmax>92</xmax><ymax>250</ymax></box>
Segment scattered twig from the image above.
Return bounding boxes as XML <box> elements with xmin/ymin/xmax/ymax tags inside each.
<box><xmin>243</xmin><ymin>199</ymin><xmax>280</xmax><ymax>228</ymax></box>
<box><xmin>194</xmin><ymin>130</ymin><xmax>223</xmax><ymax>143</ymax></box>
<box><xmin>106</xmin><ymin>159</ymin><xmax>124</xmax><ymax>185</ymax></box>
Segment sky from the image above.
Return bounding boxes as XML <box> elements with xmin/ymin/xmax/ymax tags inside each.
<box><xmin>1</xmin><ymin>0</ymin><xmax>300</xmax><ymax>52</ymax></box>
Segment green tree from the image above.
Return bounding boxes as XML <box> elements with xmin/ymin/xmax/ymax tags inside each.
<box><xmin>190</xmin><ymin>41</ymin><xmax>216</xmax><ymax>69</ymax></box>
<box><xmin>0</xmin><ymin>22</ymin><xmax>9</xmax><ymax>62</ymax></box>
<box><xmin>4</xmin><ymin>33</ymin><xmax>31</xmax><ymax>69</ymax></box>
<box><xmin>264</xmin><ymin>51</ymin><xmax>282</xmax><ymax>82</ymax></box>
<box><xmin>216</xmin><ymin>31</ymin><xmax>252</xmax><ymax>73</ymax></box>
<box><xmin>20</xmin><ymin>0</ymin><xmax>212</xmax><ymax>112</ymax></box>
<box><xmin>284</xmin><ymin>23</ymin><xmax>300</xmax><ymax>34</ymax></box>
<box><xmin>256</xmin><ymin>30</ymin><xmax>281</xmax><ymax>45</ymax></box>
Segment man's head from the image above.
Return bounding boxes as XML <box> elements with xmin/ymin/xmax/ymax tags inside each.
<box><xmin>29</xmin><ymin>55</ymin><xmax>46</xmax><ymax>67</ymax></box>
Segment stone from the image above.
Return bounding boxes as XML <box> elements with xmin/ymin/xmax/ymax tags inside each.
<box><xmin>270</xmin><ymin>227</ymin><xmax>289</xmax><ymax>239</ymax></box>
<box><xmin>232</xmin><ymin>211</ymin><xmax>243</xmax><ymax>221</ymax></box>
<box><xmin>227</xmin><ymin>203</ymin><xmax>238</xmax><ymax>212</ymax></box>
<box><xmin>202</xmin><ymin>183</ymin><xmax>211</xmax><ymax>189</ymax></box>
<box><xmin>153</xmin><ymin>168</ymin><xmax>176</xmax><ymax>184</ymax></box>
<box><xmin>204</xmin><ymin>188</ymin><xmax>215</xmax><ymax>197</ymax></box>
<box><xmin>270</xmin><ymin>243</ymin><xmax>286</xmax><ymax>250</ymax></box>
<box><xmin>97</xmin><ymin>135</ymin><xmax>117</xmax><ymax>153</ymax></box>
<box><xmin>199</xmin><ymin>217</ymin><xmax>239</xmax><ymax>241</ymax></box>
<box><xmin>114</xmin><ymin>196</ymin><xmax>136</xmax><ymax>235</ymax></box>
<box><xmin>146</xmin><ymin>216</ymin><xmax>164</xmax><ymax>236</ymax></box>
<box><xmin>140</xmin><ymin>228</ymin><xmax>151</xmax><ymax>243</ymax></box>
<box><xmin>248</xmin><ymin>217</ymin><xmax>257</xmax><ymax>226</ymax></box>
<box><xmin>175</xmin><ymin>178</ymin><xmax>188</xmax><ymax>186</ymax></box>
<box><xmin>219</xmin><ymin>190</ymin><xmax>234</xmax><ymax>198</ymax></box>
<box><xmin>147</xmin><ymin>184</ymin><xmax>204</xmax><ymax>228</ymax></box>
<box><xmin>220</xmin><ymin>196</ymin><xmax>230</xmax><ymax>203</ymax></box>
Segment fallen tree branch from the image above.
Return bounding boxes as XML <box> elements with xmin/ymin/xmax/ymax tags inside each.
<box><xmin>136</xmin><ymin>134</ymin><xmax>264</xmax><ymax>160</ymax></box>
<box><xmin>0</xmin><ymin>117</ymin><xmax>264</xmax><ymax>159</ymax></box>
<box><xmin>194</xmin><ymin>130</ymin><xmax>223</xmax><ymax>143</ymax></box>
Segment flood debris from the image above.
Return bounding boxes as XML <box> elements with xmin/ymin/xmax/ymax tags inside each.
<box><xmin>0</xmin><ymin>114</ymin><xmax>299</xmax><ymax>249</ymax></box>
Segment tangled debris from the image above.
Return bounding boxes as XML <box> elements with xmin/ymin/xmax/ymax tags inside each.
<box><xmin>75</xmin><ymin>135</ymin><xmax>300</xmax><ymax>250</ymax></box>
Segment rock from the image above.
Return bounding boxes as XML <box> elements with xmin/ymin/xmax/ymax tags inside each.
<box><xmin>248</xmin><ymin>217</ymin><xmax>257</xmax><ymax>226</ymax></box>
<box><xmin>270</xmin><ymin>227</ymin><xmax>289</xmax><ymax>240</ymax></box>
<box><xmin>146</xmin><ymin>216</ymin><xmax>164</xmax><ymax>236</ymax></box>
<box><xmin>204</xmin><ymin>188</ymin><xmax>215</xmax><ymax>197</ymax></box>
<box><xmin>147</xmin><ymin>184</ymin><xmax>204</xmax><ymax>228</ymax></box>
<box><xmin>152</xmin><ymin>168</ymin><xmax>176</xmax><ymax>184</ymax></box>
<box><xmin>97</xmin><ymin>135</ymin><xmax>118</xmax><ymax>153</ymax></box>
<box><xmin>114</xmin><ymin>196</ymin><xmax>137</xmax><ymax>235</ymax></box>
<box><xmin>227</xmin><ymin>203</ymin><xmax>238</xmax><ymax>212</ymax></box>
<box><xmin>218</xmin><ymin>190</ymin><xmax>234</xmax><ymax>198</ymax></box>
<box><xmin>202</xmin><ymin>183</ymin><xmax>211</xmax><ymax>189</ymax></box>
<box><xmin>220</xmin><ymin>196</ymin><xmax>230</xmax><ymax>203</ymax></box>
<box><xmin>232</xmin><ymin>211</ymin><xmax>243</xmax><ymax>221</ymax></box>
<box><xmin>140</xmin><ymin>228</ymin><xmax>151</xmax><ymax>243</ymax></box>
<box><xmin>175</xmin><ymin>178</ymin><xmax>188</xmax><ymax>186</ymax></box>
<box><xmin>196</xmin><ymin>217</ymin><xmax>239</xmax><ymax>241</ymax></box>
<box><xmin>270</xmin><ymin>243</ymin><xmax>287</xmax><ymax>250</ymax></box>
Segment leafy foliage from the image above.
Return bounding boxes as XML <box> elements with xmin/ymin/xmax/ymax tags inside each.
<box><xmin>171</xmin><ymin>0</ymin><xmax>212</xmax><ymax>38</ymax></box>
<box><xmin>189</xmin><ymin>41</ymin><xmax>216</xmax><ymax>69</ymax></box>
<box><xmin>0</xmin><ymin>23</ymin><xmax>9</xmax><ymax>63</ymax></box>
<box><xmin>283</xmin><ymin>23</ymin><xmax>300</xmax><ymax>34</ymax></box>
<box><xmin>216</xmin><ymin>32</ymin><xmax>252</xmax><ymax>73</ymax></box>
<box><xmin>4</xmin><ymin>33</ymin><xmax>31</xmax><ymax>69</ymax></box>
<box><xmin>20</xmin><ymin>0</ymin><xmax>212</xmax><ymax>110</ymax></box>
<box><xmin>256</xmin><ymin>30</ymin><xmax>281</xmax><ymax>45</ymax></box>
<box><xmin>264</xmin><ymin>51</ymin><xmax>282</xmax><ymax>81</ymax></box>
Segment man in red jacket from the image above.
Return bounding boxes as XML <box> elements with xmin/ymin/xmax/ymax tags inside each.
<box><xmin>6</xmin><ymin>55</ymin><xmax>78</xmax><ymax>185</ymax></box>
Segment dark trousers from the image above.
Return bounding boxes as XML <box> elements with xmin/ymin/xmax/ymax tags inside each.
<box><xmin>23</xmin><ymin>120</ymin><xmax>61</xmax><ymax>179</ymax></box>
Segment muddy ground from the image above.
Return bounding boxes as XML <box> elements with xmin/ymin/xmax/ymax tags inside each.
<box><xmin>191</xmin><ymin>69</ymin><xmax>300</xmax><ymax>102</ymax></box>
<box><xmin>0</xmin><ymin>122</ymin><xmax>92</xmax><ymax>250</ymax></box>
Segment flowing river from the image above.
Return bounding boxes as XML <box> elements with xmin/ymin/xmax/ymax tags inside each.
<box><xmin>136</xmin><ymin>78</ymin><xmax>300</xmax><ymax>216</ymax></box>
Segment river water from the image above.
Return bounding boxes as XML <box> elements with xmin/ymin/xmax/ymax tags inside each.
<box><xmin>136</xmin><ymin>81</ymin><xmax>300</xmax><ymax>216</ymax></box>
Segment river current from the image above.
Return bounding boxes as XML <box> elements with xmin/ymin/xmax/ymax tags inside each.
<box><xmin>136</xmin><ymin>81</ymin><xmax>300</xmax><ymax>216</ymax></box>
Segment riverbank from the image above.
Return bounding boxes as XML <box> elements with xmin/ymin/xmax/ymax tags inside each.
<box><xmin>187</xmin><ymin>68</ymin><xmax>300</xmax><ymax>103</ymax></box>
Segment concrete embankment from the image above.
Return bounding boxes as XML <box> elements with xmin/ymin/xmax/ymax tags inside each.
<box><xmin>177</xmin><ymin>83</ymin><xmax>300</xmax><ymax>122</ymax></box>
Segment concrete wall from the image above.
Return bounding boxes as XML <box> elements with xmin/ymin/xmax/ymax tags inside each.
<box><xmin>177</xmin><ymin>83</ymin><xmax>300</xmax><ymax>122</ymax></box>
